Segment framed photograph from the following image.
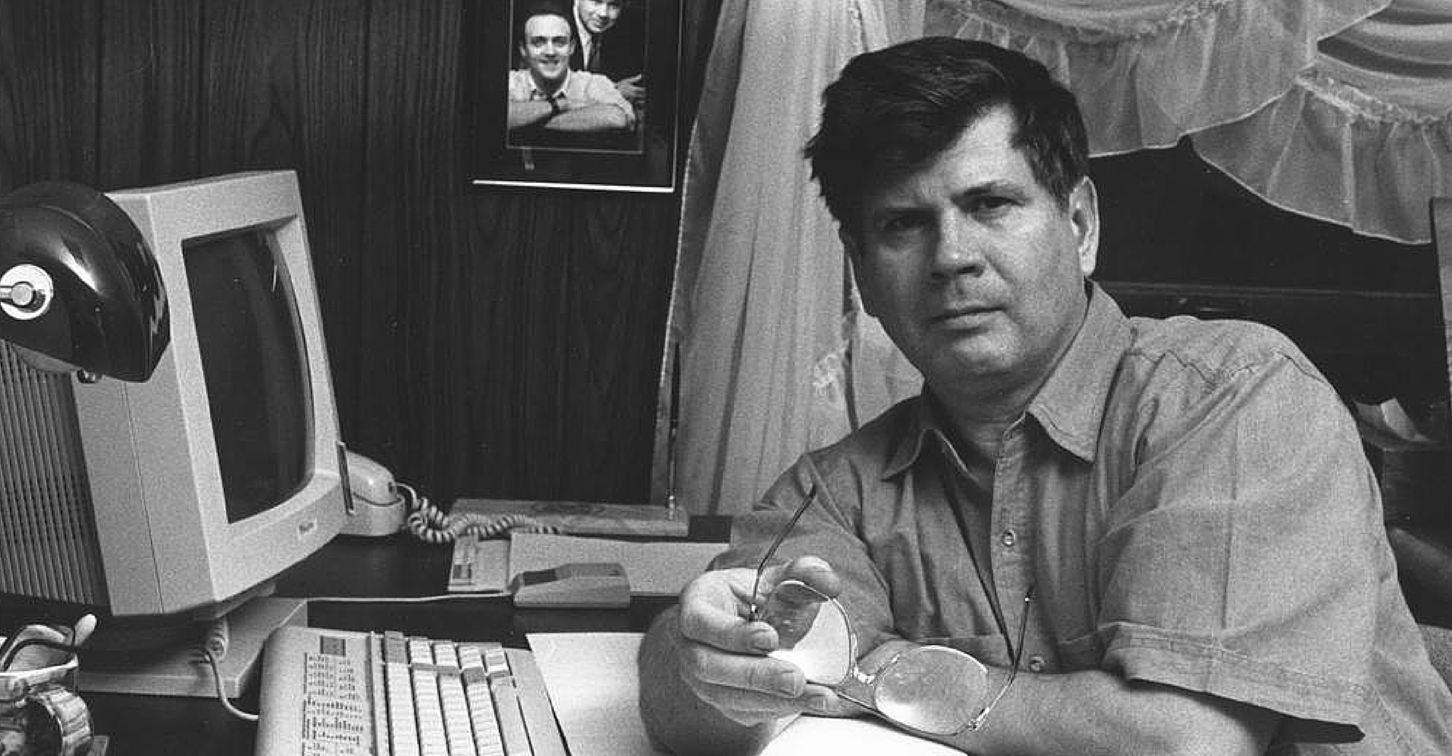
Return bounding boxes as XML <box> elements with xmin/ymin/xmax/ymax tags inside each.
<box><xmin>463</xmin><ymin>0</ymin><xmax>681</xmax><ymax>193</ymax></box>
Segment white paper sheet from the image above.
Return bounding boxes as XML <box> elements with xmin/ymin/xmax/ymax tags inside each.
<box><xmin>526</xmin><ymin>633</ymin><xmax>666</xmax><ymax>756</ymax></box>
<box><xmin>759</xmin><ymin>716</ymin><xmax>961</xmax><ymax>755</ymax></box>
<box><xmin>524</xmin><ymin>632</ymin><xmax>962</xmax><ymax>756</ymax></box>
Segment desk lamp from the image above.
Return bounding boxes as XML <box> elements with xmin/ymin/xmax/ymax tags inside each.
<box><xmin>0</xmin><ymin>181</ymin><xmax>169</xmax><ymax>382</ymax></box>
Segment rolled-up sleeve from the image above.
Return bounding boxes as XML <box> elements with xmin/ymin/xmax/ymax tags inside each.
<box><xmin>579</xmin><ymin>73</ymin><xmax>636</xmax><ymax>128</ymax></box>
<box><xmin>1095</xmin><ymin>346</ymin><xmax>1380</xmax><ymax>737</ymax></box>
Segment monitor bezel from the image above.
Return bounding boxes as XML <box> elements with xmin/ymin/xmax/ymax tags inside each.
<box><xmin>76</xmin><ymin>170</ymin><xmax>345</xmax><ymax>617</ymax></box>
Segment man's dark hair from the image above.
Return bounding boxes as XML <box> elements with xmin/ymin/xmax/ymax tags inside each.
<box><xmin>516</xmin><ymin>0</ymin><xmax>572</xmax><ymax>43</ymax></box>
<box><xmin>805</xmin><ymin>37</ymin><xmax>1090</xmax><ymax>234</ymax></box>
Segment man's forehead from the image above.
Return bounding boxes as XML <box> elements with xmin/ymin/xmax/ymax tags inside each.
<box><xmin>864</xmin><ymin>110</ymin><xmax>1035</xmax><ymax>204</ymax></box>
<box><xmin>525</xmin><ymin>14</ymin><xmax>571</xmax><ymax>37</ymax></box>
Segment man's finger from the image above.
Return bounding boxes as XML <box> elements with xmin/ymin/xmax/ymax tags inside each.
<box><xmin>677</xmin><ymin>569</ymin><xmax>781</xmax><ymax>655</ymax></box>
<box><xmin>783</xmin><ymin>556</ymin><xmax>842</xmax><ymax>597</ymax></box>
<box><xmin>684</xmin><ymin>643</ymin><xmax>806</xmax><ymax>697</ymax></box>
<box><xmin>677</xmin><ymin>648</ymin><xmax>816</xmax><ymax>725</ymax></box>
<box><xmin>757</xmin><ymin>556</ymin><xmax>843</xmax><ymax>601</ymax></box>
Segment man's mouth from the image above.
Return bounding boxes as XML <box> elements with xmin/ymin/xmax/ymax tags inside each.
<box><xmin>931</xmin><ymin>305</ymin><xmax>999</xmax><ymax>327</ymax></box>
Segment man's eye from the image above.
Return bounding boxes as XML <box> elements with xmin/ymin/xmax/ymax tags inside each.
<box><xmin>970</xmin><ymin>197</ymin><xmax>1014</xmax><ymax>214</ymax></box>
<box><xmin>881</xmin><ymin>214</ymin><xmax>925</xmax><ymax>234</ymax></box>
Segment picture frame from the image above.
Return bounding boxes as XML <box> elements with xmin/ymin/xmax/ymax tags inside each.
<box><xmin>463</xmin><ymin>0</ymin><xmax>682</xmax><ymax>193</ymax></box>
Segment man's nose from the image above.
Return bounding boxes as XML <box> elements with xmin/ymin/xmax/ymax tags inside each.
<box><xmin>930</xmin><ymin>218</ymin><xmax>986</xmax><ymax>279</ymax></box>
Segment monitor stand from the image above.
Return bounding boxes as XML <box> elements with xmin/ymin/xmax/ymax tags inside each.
<box><xmin>77</xmin><ymin>596</ymin><xmax>307</xmax><ymax>698</ymax></box>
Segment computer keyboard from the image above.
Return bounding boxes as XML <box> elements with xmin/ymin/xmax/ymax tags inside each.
<box><xmin>254</xmin><ymin>625</ymin><xmax>566</xmax><ymax>756</ymax></box>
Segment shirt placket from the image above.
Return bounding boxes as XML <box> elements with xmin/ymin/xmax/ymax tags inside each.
<box><xmin>989</xmin><ymin>420</ymin><xmax>1036</xmax><ymax>657</ymax></box>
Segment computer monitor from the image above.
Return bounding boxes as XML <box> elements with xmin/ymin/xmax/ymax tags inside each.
<box><xmin>0</xmin><ymin>170</ymin><xmax>346</xmax><ymax>695</ymax></box>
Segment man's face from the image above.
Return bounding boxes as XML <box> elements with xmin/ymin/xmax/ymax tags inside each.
<box><xmin>843</xmin><ymin>106</ymin><xmax>1099</xmax><ymax>399</ymax></box>
<box><xmin>520</xmin><ymin>14</ymin><xmax>573</xmax><ymax>86</ymax></box>
<box><xmin>576</xmin><ymin>0</ymin><xmax>623</xmax><ymax>35</ymax></box>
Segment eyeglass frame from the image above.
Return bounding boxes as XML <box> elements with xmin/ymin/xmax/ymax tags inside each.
<box><xmin>746</xmin><ymin>482</ymin><xmax>1034</xmax><ymax>735</ymax></box>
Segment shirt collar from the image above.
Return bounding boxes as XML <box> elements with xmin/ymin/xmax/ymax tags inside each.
<box><xmin>574</xmin><ymin>9</ymin><xmax>595</xmax><ymax>48</ymax></box>
<box><xmin>1025</xmin><ymin>281</ymin><xmax>1131</xmax><ymax>462</ymax></box>
<box><xmin>528</xmin><ymin>69</ymin><xmax>573</xmax><ymax>100</ymax></box>
<box><xmin>883</xmin><ymin>281</ymin><xmax>1131</xmax><ymax>477</ymax></box>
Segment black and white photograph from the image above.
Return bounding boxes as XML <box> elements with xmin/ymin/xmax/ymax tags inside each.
<box><xmin>1</xmin><ymin>2</ymin><xmax>1450</xmax><ymax>755</ymax></box>
<box><xmin>466</xmin><ymin>0</ymin><xmax>681</xmax><ymax>192</ymax></box>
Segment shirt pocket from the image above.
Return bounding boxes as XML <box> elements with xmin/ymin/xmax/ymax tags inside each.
<box><xmin>1055</xmin><ymin>631</ymin><xmax>1103</xmax><ymax>671</ymax></box>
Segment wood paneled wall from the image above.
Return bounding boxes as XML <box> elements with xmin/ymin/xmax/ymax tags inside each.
<box><xmin>0</xmin><ymin>0</ymin><xmax>719</xmax><ymax>504</ymax></box>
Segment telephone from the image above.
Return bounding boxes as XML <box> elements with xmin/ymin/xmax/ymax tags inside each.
<box><xmin>341</xmin><ymin>450</ymin><xmax>407</xmax><ymax>537</ymax></box>
<box><xmin>340</xmin><ymin>450</ymin><xmax>558</xmax><ymax>542</ymax></box>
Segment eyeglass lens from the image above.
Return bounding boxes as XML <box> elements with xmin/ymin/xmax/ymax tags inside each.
<box><xmin>749</xmin><ymin>486</ymin><xmax>1035</xmax><ymax>736</ymax></box>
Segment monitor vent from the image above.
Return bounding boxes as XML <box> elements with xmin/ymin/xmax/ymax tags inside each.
<box><xmin>0</xmin><ymin>344</ymin><xmax>107</xmax><ymax>605</ymax></box>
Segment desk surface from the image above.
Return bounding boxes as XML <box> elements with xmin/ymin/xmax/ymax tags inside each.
<box><xmin>84</xmin><ymin>523</ymin><xmax>720</xmax><ymax>756</ymax></box>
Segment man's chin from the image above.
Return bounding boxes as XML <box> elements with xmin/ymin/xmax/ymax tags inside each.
<box><xmin>931</xmin><ymin>343</ymin><xmax>1020</xmax><ymax>382</ymax></box>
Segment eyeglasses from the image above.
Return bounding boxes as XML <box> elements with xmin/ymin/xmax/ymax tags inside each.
<box><xmin>748</xmin><ymin>485</ymin><xmax>1033</xmax><ymax>736</ymax></box>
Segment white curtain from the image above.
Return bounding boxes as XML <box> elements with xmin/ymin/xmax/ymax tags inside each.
<box><xmin>1193</xmin><ymin>0</ymin><xmax>1452</xmax><ymax>243</ymax></box>
<box><xmin>932</xmin><ymin>0</ymin><xmax>1452</xmax><ymax>243</ymax></box>
<box><xmin>653</xmin><ymin>0</ymin><xmax>923</xmax><ymax>515</ymax></box>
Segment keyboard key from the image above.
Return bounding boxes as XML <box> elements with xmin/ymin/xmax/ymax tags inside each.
<box><xmin>483</xmin><ymin>647</ymin><xmax>532</xmax><ymax>756</ymax></box>
<box><xmin>255</xmin><ymin>627</ymin><xmax>556</xmax><ymax>756</ymax></box>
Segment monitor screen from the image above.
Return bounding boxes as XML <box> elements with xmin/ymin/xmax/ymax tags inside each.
<box><xmin>185</xmin><ymin>229</ymin><xmax>309</xmax><ymax>523</ymax></box>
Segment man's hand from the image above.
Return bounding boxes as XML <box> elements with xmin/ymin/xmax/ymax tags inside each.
<box><xmin>672</xmin><ymin>556</ymin><xmax>858</xmax><ymax>725</ymax></box>
<box><xmin>616</xmin><ymin>74</ymin><xmax>646</xmax><ymax>105</ymax></box>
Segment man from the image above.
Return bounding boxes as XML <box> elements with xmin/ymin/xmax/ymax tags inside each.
<box><xmin>638</xmin><ymin>38</ymin><xmax>1452</xmax><ymax>755</ymax></box>
<box><xmin>506</xmin><ymin>2</ymin><xmax>634</xmax><ymax>136</ymax></box>
<box><xmin>569</xmin><ymin>0</ymin><xmax>646</xmax><ymax>106</ymax></box>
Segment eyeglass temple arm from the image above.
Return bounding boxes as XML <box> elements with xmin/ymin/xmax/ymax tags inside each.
<box><xmin>966</xmin><ymin>588</ymin><xmax>1035</xmax><ymax>732</ymax></box>
<box><xmin>748</xmin><ymin>482</ymin><xmax>817</xmax><ymax>622</ymax></box>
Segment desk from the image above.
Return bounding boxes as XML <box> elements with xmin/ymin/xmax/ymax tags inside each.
<box><xmin>83</xmin><ymin>517</ymin><xmax>728</xmax><ymax>755</ymax></box>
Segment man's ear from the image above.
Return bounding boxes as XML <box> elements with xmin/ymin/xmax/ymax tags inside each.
<box><xmin>840</xmin><ymin>226</ymin><xmax>880</xmax><ymax>318</ymax></box>
<box><xmin>1069</xmin><ymin>176</ymin><xmax>1100</xmax><ymax>277</ymax></box>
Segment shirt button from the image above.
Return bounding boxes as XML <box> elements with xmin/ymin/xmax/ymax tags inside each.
<box><xmin>999</xmin><ymin>529</ymin><xmax>1017</xmax><ymax>548</ymax></box>
<box><xmin>1027</xmin><ymin>655</ymin><xmax>1046</xmax><ymax>673</ymax></box>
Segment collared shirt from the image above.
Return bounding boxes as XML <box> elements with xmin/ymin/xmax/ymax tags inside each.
<box><xmin>574</xmin><ymin>7</ymin><xmax>599</xmax><ymax>70</ymax></box>
<box><xmin>718</xmin><ymin>284</ymin><xmax>1452</xmax><ymax>753</ymax></box>
<box><xmin>506</xmin><ymin>68</ymin><xmax>634</xmax><ymax>128</ymax></box>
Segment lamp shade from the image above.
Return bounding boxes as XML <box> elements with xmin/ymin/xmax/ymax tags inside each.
<box><xmin>0</xmin><ymin>181</ymin><xmax>169</xmax><ymax>381</ymax></box>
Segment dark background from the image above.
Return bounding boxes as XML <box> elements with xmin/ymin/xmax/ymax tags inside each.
<box><xmin>1092</xmin><ymin>140</ymin><xmax>1446</xmax><ymax>409</ymax></box>
<box><xmin>0</xmin><ymin>0</ymin><xmax>721</xmax><ymax>505</ymax></box>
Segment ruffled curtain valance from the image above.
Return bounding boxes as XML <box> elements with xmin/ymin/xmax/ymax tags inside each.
<box><xmin>930</xmin><ymin>0</ymin><xmax>1452</xmax><ymax>243</ymax></box>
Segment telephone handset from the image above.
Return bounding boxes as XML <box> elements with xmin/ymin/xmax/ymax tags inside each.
<box><xmin>339</xmin><ymin>448</ymin><xmax>558</xmax><ymax>542</ymax></box>
<box><xmin>346</xmin><ymin>451</ymin><xmax>397</xmax><ymax>505</ymax></box>
<box><xmin>340</xmin><ymin>449</ymin><xmax>407</xmax><ymax>536</ymax></box>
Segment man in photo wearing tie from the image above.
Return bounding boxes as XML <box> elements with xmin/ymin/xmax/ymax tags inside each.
<box><xmin>569</xmin><ymin>0</ymin><xmax>647</xmax><ymax>108</ymax></box>
<box><xmin>506</xmin><ymin>1</ymin><xmax>635</xmax><ymax>145</ymax></box>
